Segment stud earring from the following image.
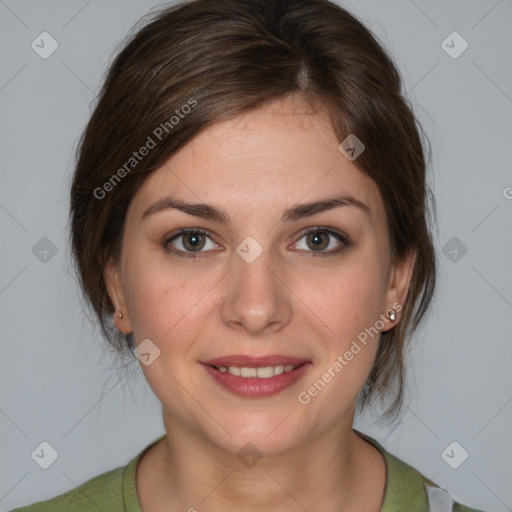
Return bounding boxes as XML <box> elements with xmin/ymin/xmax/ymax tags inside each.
<box><xmin>388</xmin><ymin>309</ymin><xmax>397</xmax><ymax>321</ymax></box>
<box><xmin>118</xmin><ymin>313</ymin><xmax>123</xmax><ymax>319</ymax></box>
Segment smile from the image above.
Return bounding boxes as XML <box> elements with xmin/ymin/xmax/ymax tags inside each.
<box><xmin>212</xmin><ymin>364</ymin><xmax>300</xmax><ymax>378</ymax></box>
<box><xmin>200</xmin><ymin>360</ymin><xmax>312</xmax><ymax>398</ymax></box>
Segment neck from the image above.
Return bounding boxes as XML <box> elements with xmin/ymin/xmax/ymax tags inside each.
<box><xmin>137</xmin><ymin>410</ymin><xmax>386</xmax><ymax>512</ymax></box>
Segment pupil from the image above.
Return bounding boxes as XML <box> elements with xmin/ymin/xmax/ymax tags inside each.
<box><xmin>184</xmin><ymin>233</ymin><xmax>205</xmax><ymax>251</ymax></box>
<box><xmin>308</xmin><ymin>231</ymin><xmax>328</xmax><ymax>251</ymax></box>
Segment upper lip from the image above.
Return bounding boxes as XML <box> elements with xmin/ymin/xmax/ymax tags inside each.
<box><xmin>201</xmin><ymin>355</ymin><xmax>310</xmax><ymax>367</ymax></box>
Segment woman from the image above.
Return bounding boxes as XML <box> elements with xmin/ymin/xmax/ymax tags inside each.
<box><xmin>11</xmin><ymin>0</ymin><xmax>484</xmax><ymax>510</ymax></box>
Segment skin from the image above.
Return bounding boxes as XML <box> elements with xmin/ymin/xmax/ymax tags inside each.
<box><xmin>104</xmin><ymin>93</ymin><xmax>417</xmax><ymax>512</ymax></box>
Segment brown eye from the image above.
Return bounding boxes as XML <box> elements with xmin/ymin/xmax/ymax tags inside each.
<box><xmin>181</xmin><ymin>232</ymin><xmax>206</xmax><ymax>251</ymax></box>
<box><xmin>164</xmin><ymin>228</ymin><xmax>219</xmax><ymax>259</ymax></box>
<box><xmin>292</xmin><ymin>227</ymin><xmax>350</xmax><ymax>257</ymax></box>
<box><xmin>305</xmin><ymin>231</ymin><xmax>329</xmax><ymax>251</ymax></box>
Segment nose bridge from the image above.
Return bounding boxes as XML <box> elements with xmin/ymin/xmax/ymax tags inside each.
<box><xmin>221</xmin><ymin>238</ymin><xmax>290</xmax><ymax>333</ymax></box>
<box><xmin>236</xmin><ymin>245</ymin><xmax>276</xmax><ymax>295</ymax></box>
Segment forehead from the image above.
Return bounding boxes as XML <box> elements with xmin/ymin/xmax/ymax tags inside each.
<box><xmin>128</xmin><ymin>95</ymin><xmax>385</xmax><ymax>225</ymax></box>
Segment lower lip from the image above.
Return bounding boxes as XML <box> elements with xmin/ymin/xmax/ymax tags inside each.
<box><xmin>201</xmin><ymin>362</ymin><xmax>312</xmax><ymax>398</ymax></box>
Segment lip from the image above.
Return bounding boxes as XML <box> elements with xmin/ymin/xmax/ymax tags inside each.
<box><xmin>200</xmin><ymin>360</ymin><xmax>312</xmax><ymax>398</ymax></box>
<box><xmin>201</xmin><ymin>354</ymin><xmax>310</xmax><ymax>367</ymax></box>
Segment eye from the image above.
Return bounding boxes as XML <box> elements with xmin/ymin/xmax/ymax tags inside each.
<box><xmin>291</xmin><ymin>227</ymin><xmax>350</xmax><ymax>256</ymax></box>
<box><xmin>164</xmin><ymin>228</ymin><xmax>220</xmax><ymax>258</ymax></box>
<box><xmin>163</xmin><ymin>226</ymin><xmax>350</xmax><ymax>260</ymax></box>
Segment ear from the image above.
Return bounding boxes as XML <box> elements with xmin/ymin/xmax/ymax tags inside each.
<box><xmin>383</xmin><ymin>247</ymin><xmax>417</xmax><ymax>325</ymax></box>
<box><xmin>104</xmin><ymin>257</ymin><xmax>133</xmax><ymax>334</ymax></box>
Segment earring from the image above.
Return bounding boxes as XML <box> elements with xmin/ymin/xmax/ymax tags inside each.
<box><xmin>118</xmin><ymin>313</ymin><xmax>123</xmax><ymax>319</ymax></box>
<box><xmin>388</xmin><ymin>309</ymin><xmax>397</xmax><ymax>321</ymax></box>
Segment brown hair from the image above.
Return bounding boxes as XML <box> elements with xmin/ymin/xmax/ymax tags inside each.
<box><xmin>69</xmin><ymin>0</ymin><xmax>437</xmax><ymax>421</ymax></box>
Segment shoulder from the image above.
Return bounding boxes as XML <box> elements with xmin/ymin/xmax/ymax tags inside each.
<box><xmin>354</xmin><ymin>429</ymin><xmax>487</xmax><ymax>512</ymax></box>
<box><xmin>395</xmin><ymin>453</ymin><xmax>484</xmax><ymax>511</ymax></box>
<box><xmin>8</xmin><ymin>434</ymin><xmax>166</xmax><ymax>512</ymax></box>
<box><xmin>7</xmin><ymin>466</ymin><xmax>125</xmax><ymax>512</ymax></box>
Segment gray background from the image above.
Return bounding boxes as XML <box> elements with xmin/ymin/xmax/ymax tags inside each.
<box><xmin>1</xmin><ymin>1</ymin><xmax>511</xmax><ymax>510</ymax></box>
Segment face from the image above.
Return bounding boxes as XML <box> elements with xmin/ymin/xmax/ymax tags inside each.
<box><xmin>105</xmin><ymin>94</ymin><xmax>416</xmax><ymax>458</ymax></box>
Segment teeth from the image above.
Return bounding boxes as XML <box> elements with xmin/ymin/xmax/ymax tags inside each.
<box><xmin>240</xmin><ymin>367</ymin><xmax>257</xmax><ymax>377</ymax></box>
<box><xmin>273</xmin><ymin>365</ymin><xmax>284</xmax><ymax>375</ymax></box>
<box><xmin>215</xmin><ymin>364</ymin><xmax>300</xmax><ymax>378</ymax></box>
<box><xmin>256</xmin><ymin>366</ymin><xmax>273</xmax><ymax>378</ymax></box>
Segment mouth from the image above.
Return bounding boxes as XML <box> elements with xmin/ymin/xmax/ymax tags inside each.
<box><xmin>207</xmin><ymin>362</ymin><xmax>303</xmax><ymax>378</ymax></box>
<box><xmin>200</xmin><ymin>355</ymin><xmax>312</xmax><ymax>398</ymax></box>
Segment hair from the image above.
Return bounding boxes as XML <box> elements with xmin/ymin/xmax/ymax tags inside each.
<box><xmin>69</xmin><ymin>0</ymin><xmax>437</xmax><ymax>422</ymax></box>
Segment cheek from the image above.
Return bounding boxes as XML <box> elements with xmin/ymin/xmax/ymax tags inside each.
<box><xmin>296</xmin><ymin>270</ymin><xmax>384</xmax><ymax>412</ymax></box>
<box><xmin>295</xmin><ymin>259</ymin><xmax>385</xmax><ymax>338</ymax></box>
<box><xmin>292</xmin><ymin>256</ymin><xmax>386</xmax><ymax>398</ymax></box>
<box><xmin>123</xmin><ymin>255</ymin><xmax>217</xmax><ymax>343</ymax></box>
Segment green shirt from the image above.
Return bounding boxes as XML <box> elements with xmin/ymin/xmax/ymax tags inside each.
<box><xmin>9</xmin><ymin>430</ymin><xmax>484</xmax><ymax>511</ymax></box>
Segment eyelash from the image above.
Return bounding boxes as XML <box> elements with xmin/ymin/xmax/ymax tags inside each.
<box><xmin>163</xmin><ymin>227</ymin><xmax>350</xmax><ymax>260</ymax></box>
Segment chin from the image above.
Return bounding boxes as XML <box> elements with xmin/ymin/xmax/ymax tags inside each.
<box><xmin>202</xmin><ymin>410</ymin><xmax>309</xmax><ymax>459</ymax></box>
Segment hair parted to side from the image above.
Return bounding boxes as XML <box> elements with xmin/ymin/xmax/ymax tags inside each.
<box><xmin>69</xmin><ymin>0</ymin><xmax>437</xmax><ymax>422</ymax></box>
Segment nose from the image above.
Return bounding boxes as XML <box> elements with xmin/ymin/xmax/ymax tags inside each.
<box><xmin>221</xmin><ymin>246</ymin><xmax>292</xmax><ymax>336</ymax></box>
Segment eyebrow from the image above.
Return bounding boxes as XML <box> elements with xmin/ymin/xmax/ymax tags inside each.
<box><xmin>141</xmin><ymin>194</ymin><xmax>370</xmax><ymax>224</ymax></box>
